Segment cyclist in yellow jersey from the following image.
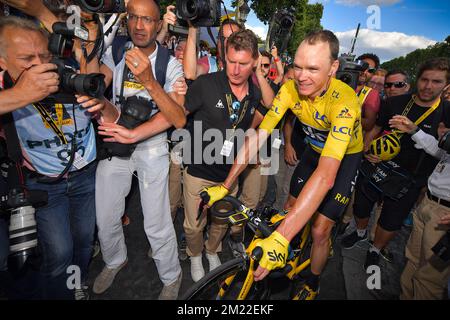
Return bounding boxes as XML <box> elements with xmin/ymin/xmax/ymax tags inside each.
<box><xmin>203</xmin><ymin>30</ymin><xmax>363</xmax><ymax>300</ymax></box>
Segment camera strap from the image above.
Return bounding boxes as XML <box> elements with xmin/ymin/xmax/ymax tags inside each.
<box><xmin>31</xmin><ymin>103</ymin><xmax>68</xmax><ymax>145</ymax></box>
<box><xmin>0</xmin><ymin>72</ymin><xmax>23</xmax><ymax>164</ymax></box>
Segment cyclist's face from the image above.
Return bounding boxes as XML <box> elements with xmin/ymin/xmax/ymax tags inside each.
<box><xmin>225</xmin><ymin>47</ymin><xmax>257</xmax><ymax>87</ymax></box>
<box><xmin>416</xmin><ymin>69</ymin><xmax>447</xmax><ymax>103</ymax></box>
<box><xmin>293</xmin><ymin>41</ymin><xmax>338</xmax><ymax>98</ymax></box>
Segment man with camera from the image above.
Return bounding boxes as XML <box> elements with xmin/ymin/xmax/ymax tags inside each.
<box><xmin>0</xmin><ymin>16</ymin><xmax>118</xmax><ymax>300</ymax></box>
<box><xmin>342</xmin><ymin>58</ymin><xmax>450</xmax><ymax>272</ymax></box>
<box><xmin>203</xmin><ymin>30</ymin><xmax>364</xmax><ymax>300</ymax></box>
<box><xmin>87</xmin><ymin>0</ymin><xmax>186</xmax><ymax>300</ymax></box>
<box><xmin>389</xmin><ymin>114</ymin><xmax>450</xmax><ymax>299</ymax></box>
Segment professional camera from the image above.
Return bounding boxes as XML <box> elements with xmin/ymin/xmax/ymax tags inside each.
<box><xmin>175</xmin><ymin>0</ymin><xmax>221</xmax><ymax>27</ymax></box>
<box><xmin>0</xmin><ymin>160</ymin><xmax>48</xmax><ymax>274</ymax></box>
<box><xmin>74</xmin><ymin>0</ymin><xmax>126</xmax><ymax>13</ymax></box>
<box><xmin>438</xmin><ymin>130</ymin><xmax>450</xmax><ymax>154</ymax></box>
<box><xmin>266</xmin><ymin>7</ymin><xmax>295</xmax><ymax>54</ymax></box>
<box><xmin>335</xmin><ymin>53</ymin><xmax>368</xmax><ymax>90</ymax></box>
<box><xmin>47</xmin><ymin>22</ymin><xmax>106</xmax><ymax>102</ymax></box>
<box><xmin>99</xmin><ymin>96</ymin><xmax>157</xmax><ymax>158</ymax></box>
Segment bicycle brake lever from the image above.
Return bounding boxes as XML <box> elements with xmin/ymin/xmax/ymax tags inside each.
<box><xmin>197</xmin><ymin>191</ymin><xmax>210</xmax><ymax>221</ymax></box>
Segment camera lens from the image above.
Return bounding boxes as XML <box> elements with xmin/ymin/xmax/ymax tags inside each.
<box><xmin>76</xmin><ymin>0</ymin><xmax>126</xmax><ymax>13</ymax></box>
<box><xmin>76</xmin><ymin>0</ymin><xmax>103</xmax><ymax>12</ymax></box>
<box><xmin>8</xmin><ymin>206</ymin><xmax>38</xmax><ymax>271</ymax></box>
<box><xmin>69</xmin><ymin>73</ymin><xmax>106</xmax><ymax>99</ymax></box>
<box><xmin>280</xmin><ymin>17</ymin><xmax>293</xmax><ymax>29</ymax></box>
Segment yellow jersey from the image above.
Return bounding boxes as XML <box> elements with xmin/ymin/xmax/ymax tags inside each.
<box><xmin>259</xmin><ymin>78</ymin><xmax>363</xmax><ymax>161</ymax></box>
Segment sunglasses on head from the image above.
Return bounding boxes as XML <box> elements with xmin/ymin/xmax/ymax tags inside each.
<box><xmin>230</xmin><ymin>101</ymin><xmax>241</xmax><ymax>123</ymax></box>
<box><xmin>384</xmin><ymin>81</ymin><xmax>407</xmax><ymax>88</ymax></box>
<box><xmin>367</xmin><ymin>67</ymin><xmax>377</xmax><ymax>74</ymax></box>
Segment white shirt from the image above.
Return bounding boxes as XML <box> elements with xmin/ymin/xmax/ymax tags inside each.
<box><xmin>411</xmin><ymin>129</ymin><xmax>450</xmax><ymax>201</ymax></box>
<box><xmin>101</xmin><ymin>43</ymin><xmax>184</xmax><ymax>146</ymax></box>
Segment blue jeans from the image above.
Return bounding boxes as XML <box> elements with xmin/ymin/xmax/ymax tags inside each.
<box><xmin>26</xmin><ymin>162</ymin><xmax>97</xmax><ymax>299</ymax></box>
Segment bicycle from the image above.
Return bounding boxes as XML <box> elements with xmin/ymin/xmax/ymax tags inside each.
<box><xmin>181</xmin><ymin>195</ymin><xmax>338</xmax><ymax>300</ymax></box>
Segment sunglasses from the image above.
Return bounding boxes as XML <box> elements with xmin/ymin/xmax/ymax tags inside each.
<box><xmin>367</xmin><ymin>68</ymin><xmax>377</xmax><ymax>74</ymax></box>
<box><xmin>230</xmin><ymin>101</ymin><xmax>241</xmax><ymax>123</ymax></box>
<box><xmin>384</xmin><ymin>81</ymin><xmax>407</xmax><ymax>88</ymax></box>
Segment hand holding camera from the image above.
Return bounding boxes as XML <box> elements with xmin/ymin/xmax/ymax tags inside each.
<box><xmin>13</xmin><ymin>63</ymin><xmax>60</xmax><ymax>104</ymax></box>
<box><xmin>125</xmin><ymin>47</ymin><xmax>154</xmax><ymax>86</ymax></box>
<box><xmin>163</xmin><ymin>5</ymin><xmax>177</xmax><ymax>28</ymax></box>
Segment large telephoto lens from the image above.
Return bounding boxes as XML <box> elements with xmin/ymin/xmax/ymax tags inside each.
<box><xmin>67</xmin><ymin>73</ymin><xmax>106</xmax><ymax>99</ymax></box>
<box><xmin>76</xmin><ymin>0</ymin><xmax>126</xmax><ymax>13</ymax></box>
<box><xmin>8</xmin><ymin>206</ymin><xmax>38</xmax><ymax>271</ymax></box>
<box><xmin>181</xmin><ymin>0</ymin><xmax>209</xmax><ymax>20</ymax></box>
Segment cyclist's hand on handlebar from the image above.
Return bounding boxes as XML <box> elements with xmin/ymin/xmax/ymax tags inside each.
<box><xmin>202</xmin><ymin>184</ymin><xmax>229</xmax><ymax>207</ymax></box>
<box><xmin>252</xmin><ymin>231</ymin><xmax>289</xmax><ymax>281</ymax></box>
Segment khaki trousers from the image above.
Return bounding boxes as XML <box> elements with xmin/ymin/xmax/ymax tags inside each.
<box><xmin>183</xmin><ymin>169</ymin><xmax>237</xmax><ymax>257</ymax></box>
<box><xmin>169</xmin><ymin>159</ymin><xmax>183</xmax><ymax>221</ymax></box>
<box><xmin>400</xmin><ymin>195</ymin><xmax>450</xmax><ymax>300</ymax></box>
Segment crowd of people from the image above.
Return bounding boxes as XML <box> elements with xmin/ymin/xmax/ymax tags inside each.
<box><xmin>0</xmin><ymin>0</ymin><xmax>449</xmax><ymax>301</ymax></box>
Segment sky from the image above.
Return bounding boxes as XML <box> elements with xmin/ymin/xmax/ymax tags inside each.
<box><xmin>222</xmin><ymin>0</ymin><xmax>450</xmax><ymax>62</ymax></box>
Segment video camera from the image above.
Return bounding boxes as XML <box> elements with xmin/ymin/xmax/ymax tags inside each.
<box><xmin>175</xmin><ymin>0</ymin><xmax>221</xmax><ymax>27</ymax></box>
<box><xmin>266</xmin><ymin>7</ymin><xmax>295</xmax><ymax>54</ymax></box>
<box><xmin>335</xmin><ymin>53</ymin><xmax>368</xmax><ymax>90</ymax></box>
<box><xmin>74</xmin><ymin>0</ymin><xmax>126</xmax><ymax>13</ymax></box>
<box><xmin>46</xmin><ymin>22</ymin><xmax>106</xmax><ymax>103</ymax></box>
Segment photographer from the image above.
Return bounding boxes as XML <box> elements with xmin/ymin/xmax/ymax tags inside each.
<box><xmin>87</xmin><ymin>0</ymin><xmax>185</xmax><ymax>300</ymax></box>
<box><xmin>0</xmin><ymin>16</ymin><xmax>118</xmax><ymax>300</ymax></box>
<box><xmin>389</xmin><ymin>116</ymin><xmax>450</xmax><ymax>299</ymax></box>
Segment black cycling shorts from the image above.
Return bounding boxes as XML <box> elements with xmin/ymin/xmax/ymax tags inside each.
<box><xmin>289</xmin><ymin>146</ymin><xmax>362</xmax><ymax>222</ymax></box>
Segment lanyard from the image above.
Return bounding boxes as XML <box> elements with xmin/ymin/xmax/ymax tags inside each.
<box><xmin>393</xmin><ymin>95</ymin><xmax>441</xmax><ymax>137</ymax></box>
<box><xmin>32</xmin><ymin>102</ymin><xmax>69</xmax><ymax>145</ymax></box>
<box><xmin>225</xmin><ymin>93</ymin><xmax>249</xmax><ymax>130</ymax></box>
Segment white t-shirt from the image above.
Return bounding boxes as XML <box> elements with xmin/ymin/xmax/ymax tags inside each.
<box><xmin>101</xmin><ymin>42</ymin><xmax>184</xmax><ymax>145</ymax></box>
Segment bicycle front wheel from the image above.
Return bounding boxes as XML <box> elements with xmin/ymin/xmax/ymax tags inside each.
<box><xmin>181</xmin><ymin>257</ymin><xmax>265</xmax><ymax>300</ymax></box>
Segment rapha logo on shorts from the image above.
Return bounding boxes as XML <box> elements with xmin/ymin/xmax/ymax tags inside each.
<box><xmin>215</xmin><ymin>100</ymin><xmax>224</xmax><ymax>109</ymax></box>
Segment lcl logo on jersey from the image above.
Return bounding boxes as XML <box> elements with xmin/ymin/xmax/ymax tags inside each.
<box><xmin>331</xmin><ymin>126</ymin><xmax>352</xmax><ymax>141</ymax></box>
<box><xmin>313</xmin><ymin>111</ymin><xmax>331</xmax><ymax>126</ymax></box>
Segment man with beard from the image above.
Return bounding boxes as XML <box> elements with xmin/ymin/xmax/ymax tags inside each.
<box><xmin>342</xmin><ymin>57</ymin><xmax>450</xmax><ymax>271</ymax></box>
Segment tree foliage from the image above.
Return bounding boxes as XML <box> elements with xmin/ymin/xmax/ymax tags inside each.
<box><xmin>249</xmin><ymin>0</ymin><xmax>323</xmax><ymax>56</ymax></box>
<box><xmin>381</xmin><ymin>37</ymin><xmax>450</xmax><ymax>83</ymax></box>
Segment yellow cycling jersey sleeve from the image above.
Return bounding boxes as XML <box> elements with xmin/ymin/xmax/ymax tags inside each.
<box><xmin>259</xmin><ymin>80</ymin><xmax>299</xmax><ymax>134</ymax></box>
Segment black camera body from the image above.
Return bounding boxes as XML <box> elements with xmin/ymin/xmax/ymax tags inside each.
<box><xmin>266</xmin><ymin>7</ymin><xmax>295</xmax><ymax>54</ymax></box>
<box><xmin>336</xmin><ymin>54</ymin><xmax>369</xmax><ymax>90</ymax></box>
<box><xmin>175</xmin><ymin>0</ymin><xmax>221</xmax><ymax>27</ymax></box>
<box><xmin>99</xmin><ymin>96</ymin><xmax>156</xmax><ymax>158</ymax></box>
<box><xmin>75</xmin><ymin>0</ymin><xmax>126</xmax><ymax>13</ymax></box>
<box><xmin>46</xmin><ymin>22</ymin><xmax>106</xmax><ymax>103</ymax></box>
<box><xmin>432</xmin><ymin>230</ymin><xmax>450</xmax><ymax>262</ymax></box>
<box><xmin>438</xmin><ymin>130</ymin><xmax>450</xmax><ymax>154</ymax></box>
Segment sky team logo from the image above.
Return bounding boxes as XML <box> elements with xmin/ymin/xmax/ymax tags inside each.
<box><xmin>337</xmin><ymin>107</ymin><xmax>353</xmax><ymax>119</ymax></box>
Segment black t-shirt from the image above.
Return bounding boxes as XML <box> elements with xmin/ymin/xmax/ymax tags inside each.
<box><xmin>184</xmin><ymin>70</ymin><xmax>263</xmax><ymax>182</ymax></box>
<box><xmin>376</xmin><ymin>93</ymin><xmax>450</xmax><ymax>186</ymax></box>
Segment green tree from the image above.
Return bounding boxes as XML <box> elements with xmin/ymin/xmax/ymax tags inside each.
<box><xmin>248</xmin><ymin>0</ymin><xmax>323</xmax><ymax>57</ymax></box>
<box><xmin>381</xmin><ymin>37</ymin><xmax>450</xmax><ymax>84</ymax></box>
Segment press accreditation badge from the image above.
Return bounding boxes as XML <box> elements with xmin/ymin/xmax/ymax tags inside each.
<box><xmin>68</xmin><ymin>152</ymin><xmax>89</xmax><ymax>170</ymax></box>
<box><xmin>220</xmin><ymin>140</ymin><xmax>234</xmax><ymax>157</ymax></box>
<box><xmin>272</xmin><ymin>138</ymin><xmax>282</xmax><ymax>149</ymax></box>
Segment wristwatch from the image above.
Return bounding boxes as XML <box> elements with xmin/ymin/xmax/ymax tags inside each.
<box><xmin>410</xmin><ymin>126</ymin><xmax>420</xmax><ymax>135</ymax></box>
